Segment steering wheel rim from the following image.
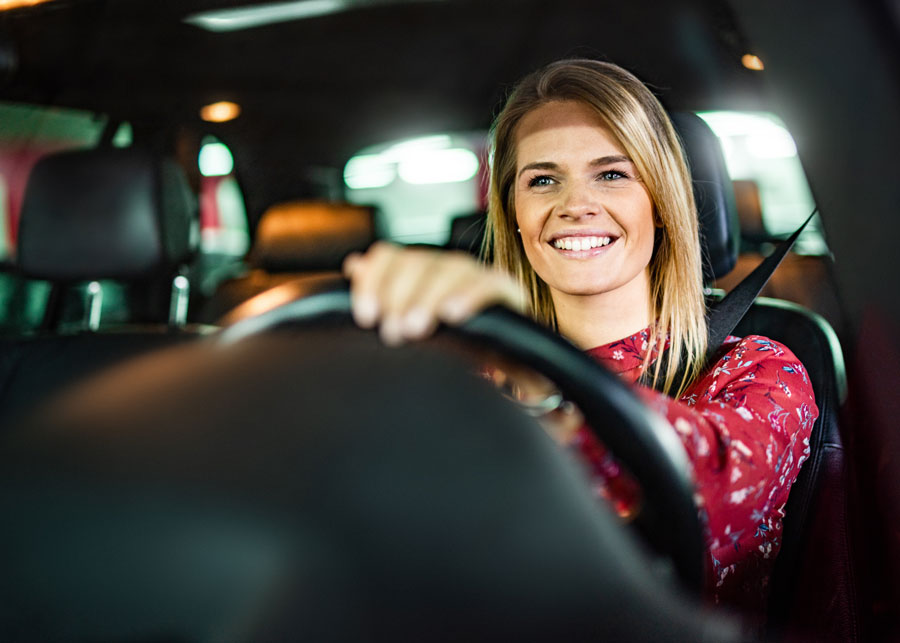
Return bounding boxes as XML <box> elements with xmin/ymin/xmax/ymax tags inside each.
<box><xmin>218</xmin><ymin>277</ymin><xmax>705</xmax><ymax>593</ymax></box>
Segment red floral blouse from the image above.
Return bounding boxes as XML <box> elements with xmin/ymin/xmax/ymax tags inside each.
<box><xmin>575</xmin><ymin>327</ymin><xmax>817</xmax><ymax>616</ymax></box>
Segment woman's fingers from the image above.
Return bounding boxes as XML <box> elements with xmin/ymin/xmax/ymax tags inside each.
<box><xmin>343</xmin><ymin>242</ymin><xmax>526</xmax><ymax>344</ymax></box>
<box><xmin>343</xmin><ymin>242</ymin><xmax>397</xmax><ymax>328</ymax></box>
<box><xmin>437</xmin><ymin>267</ymin><xmax>528</xmax><ymax>323</ymax></box>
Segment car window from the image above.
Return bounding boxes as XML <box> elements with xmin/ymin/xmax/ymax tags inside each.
<box><xmin>193</xmin><ymin>135</ymin><xmax>251</xmax><ymax>298</ymax></box>
<box><xmin>696</xmin><ymin>111</ymin><xmax>827</xmax><ymax>255</ymax></box>
<box><xmin>344</xmin><ymin>132</ymin><xmax>486</xmax><ymax>245</ymax></box>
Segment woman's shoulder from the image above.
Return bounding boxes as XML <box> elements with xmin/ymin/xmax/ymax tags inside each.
<box><xmin>683</xmin><ymin>333</ymin><xmax>816</xmax><ymax>408</ymax></box>
<box><xmin>715</xmin><ymin>334</ymin><xmax>806</xmax><ymax>369</ymax></box>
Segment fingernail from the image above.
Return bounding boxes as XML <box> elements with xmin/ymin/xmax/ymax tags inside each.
<box><xmin>402</xmin><ymin>308</ymin><xmax>431</xmax><ymax>338</ymax></box>
<box><xmin>353</xmin><ymin>294</ymin><xmax>379</xmax><ymax>327</ymax></box>
<box><xmin>380</xmin><ymin>316</ymin><xmax>404</xmax><ymax>346</ymax></box>
<box><xmin>440</xmin><ymin>297</ymin><xmax>468</xmax><ymax>324</ymax></box>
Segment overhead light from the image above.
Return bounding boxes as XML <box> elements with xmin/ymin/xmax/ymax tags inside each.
<box><xmin>741</xmin><ymin>54</ymin><xmax>765</xmax><ymax>71</ymax></box>
<box><xmin>184</xmin><ymin>0</ymin><xmax>443</xmax><ymax>33</ymax></box>
<box><xmin>185</xmin><ymin>0</ymin><xmax>347</xmax><ymax>33</ymax></box>
<box><xmin>200</xmin><ymin>101</ymin><xmax>241</xmax><ymax>123</ymax></box>
<box><xmin>0</xmin><ymin>0</ymin><xmax>53</xmax><ymax>11</ymax></box>
<box><xmin>198</xmin><ymin>142</ymin><xmax>235</xmax><ymax>177</ymax></box>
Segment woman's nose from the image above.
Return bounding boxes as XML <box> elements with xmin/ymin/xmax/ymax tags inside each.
<box><xmin>557</xmin><ymin>181</ymin><xmax>600</xmax><ymax>219</ymax></box>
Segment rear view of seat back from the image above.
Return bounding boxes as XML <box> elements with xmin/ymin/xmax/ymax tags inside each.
<box><xmin>18</xmin><ymin>147</ymin><xmax>195</xmax><ymax>285</ymax></box>
<box><xmin>0</xmin><ymin>146</ymin><xmax>202</xmax><ymax>429</ymax></box>
<box><xmin>201</xmin><ymin>200</ymin><xmax>375</xmax><ymax>321</ymax></box>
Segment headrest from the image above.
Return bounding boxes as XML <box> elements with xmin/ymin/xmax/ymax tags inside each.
<box><xmin>448</xmin><ymin>211</ymin><xmax>486</xmax><ymax>256</ymax></box>
<box><xmin>251</xmin><ymin>201</ymin><xmax>375</xmax><ymax>272</ymax></box>
<box><xmin>17</xmin><ymin>147</ymin><xmax>196</xmax><ymax>282</ymax></box>
<box><xmin>670</xmin><ymin>113</ymin><xmax>740</xmax><ymax>282</ymax></box>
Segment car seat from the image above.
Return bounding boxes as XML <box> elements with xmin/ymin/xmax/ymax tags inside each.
<box><xmin>199</xmin><ymin>200</ymin><xmax>375</xmax><ymax>321</ymax></box>
<box><xmin>0</xmin><ymin>146</ymin><xmax>205</xmax><ymax>429</ymax></box>
<box><xmin>674</xmin><ymin>113</ymin><xmax>859</xmax><ymax>641</ymax></box>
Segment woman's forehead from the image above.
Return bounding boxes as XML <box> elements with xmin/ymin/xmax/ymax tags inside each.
<box><xmin>514</xmin><ymin>101</ymin><xmax>626</xmax><ymax>166</ymax></box>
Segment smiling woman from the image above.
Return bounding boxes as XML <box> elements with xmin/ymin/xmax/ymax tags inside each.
<box><xmin>511</xmin><ymin>101</ymin><xmax>658</xmax><ymax>353</ymax></box>
<box><xmin>344</xmin><ymin>58</ymin><xmax>817</xmax><ymax>621</ymax></box>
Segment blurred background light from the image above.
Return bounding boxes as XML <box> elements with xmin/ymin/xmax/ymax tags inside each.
<box><xmin>200</xmin><ymin>101</ymin><xmax>241</xmax><ymax>123</ymax></box>
<box><xmin>698</xmin><ymin>110</ymin><xmax>822</xmax><ymax>253</ymax></box>
<box><xmin>199</xmin><ymin>142</ymin><xmax>235</xmax><ymax>177</ymax></box>
<box><xmin>0</xmin><ymin>0</ymin><xmax>54</xmax><ymax>11</ymax></box>
<box><xmin>398</xmin><ymin>148</ymin><xmax>479</xmax><ymax>185</ymax></box>
<box><xmin>184</xmin><ymin>0</ymin><xmax>444</xmax><ymax>33</ymax></box>
<box><xmin>698</xmin><ymin>111</ymin><xmax>797</xmax><ymax>159</ymax></box>
<box><xmin>344</xmin><ymin>154</ymin><xmax>396</xmax><ymax>189</ymax></box>
<box><xmin>345</xmin><ymin>135</ymin><xmax>478</xmax><ymax>188</ymax></box>
<box><xmin>381</xmin><ymin>134</ymin><xmax>452</xmax><ymax>159</ymax></box>
<box><xmin>344</xmin><ymin>131</ymin><xmax>486</xmax><ymax>245</ymax></box>
<box><xmin>741</xmin><ymin>54</ymin><xmax>765</xmax><ymax>71</ymax></box>
<box><xmin>185</xmin><ymin>0</ymin><xmax>345</xmax><ymax>32</ymax></box>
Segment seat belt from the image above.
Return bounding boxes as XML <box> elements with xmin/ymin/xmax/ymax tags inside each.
<box><xmin>645</xmin><ymin>209</ymin><xmax>817</xmax><ymax>394</ymax></box>
<box><xmin>703</xmin><ymin>209</ymin><xmax>818</xmax><ymax>364</ymax></box>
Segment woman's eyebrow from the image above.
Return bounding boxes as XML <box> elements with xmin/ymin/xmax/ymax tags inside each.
<box><xmin>590</xmin><ymin>155</ymin><xmax>631</xmax><ymax>166</ymax></box>
<box><xmin>517</xmin><ymin>155</ymin><xmax>632</xmax><ymax>179</ymax></box>
<box><xmin>517</xmin><ymin>161</ymin><xmax>559</xmax><ymax>178</ymax></box>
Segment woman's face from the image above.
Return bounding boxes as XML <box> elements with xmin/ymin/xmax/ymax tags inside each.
<box><xmin>513</xmin><ymin>100</ymin><xmax>656</xmax><ymax>305</ymax></box>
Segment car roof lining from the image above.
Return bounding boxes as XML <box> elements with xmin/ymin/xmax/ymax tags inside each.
<box><xmin>0</xmin><ymin>0</ymin><xmax>764</xmax><ymax>169</ymax></box>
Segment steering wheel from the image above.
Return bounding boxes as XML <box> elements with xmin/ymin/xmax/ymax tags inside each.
<box><xmin>218</xmin><ymin>276</ymin><xmax>705</xmax><ymax>593</ymax></box>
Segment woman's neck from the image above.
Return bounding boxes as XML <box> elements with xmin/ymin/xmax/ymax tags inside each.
<box><xmin>551</xmin><ymin>274</ymin><xmax>653</xmax><ymax>350</ymax></box>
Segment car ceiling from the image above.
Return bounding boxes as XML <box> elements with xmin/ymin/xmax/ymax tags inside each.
<box><xmin>0</xmin><ymin>0</ymin><xmax>764</xmax><ymax>171</ymax></box>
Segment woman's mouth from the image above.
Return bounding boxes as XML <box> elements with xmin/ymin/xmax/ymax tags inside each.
<box><xmin>549</xmin><ymin>235</ymin><xmax>616</xmax><ymax>254</ymax></box>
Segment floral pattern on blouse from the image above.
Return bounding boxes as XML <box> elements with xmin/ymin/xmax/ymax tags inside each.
<box><xmin>579</xmin><ymin>327</ymin><xmax>817</xmax><ymax>616</ymax></box>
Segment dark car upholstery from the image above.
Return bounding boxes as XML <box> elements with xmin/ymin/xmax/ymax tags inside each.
<box><xmin>677</xmin><ymin>117</ymin><xmax>857</xmax><ymax>640</ymax></box>
<box><xmin>0</xmin><ymin>146</ymin><xmax>204</xmax><ymax>429</ymax></box>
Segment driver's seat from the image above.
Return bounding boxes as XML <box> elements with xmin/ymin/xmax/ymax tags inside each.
<box><xmin>676</xmin><ymin>112</ymin><xmax>859</xmax><ymax>641</ymax></box>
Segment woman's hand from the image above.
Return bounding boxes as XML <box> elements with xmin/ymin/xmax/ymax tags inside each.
<box><xmin>344</xmin><ymin>242</ymin><xmax>581</xmax><ymax>447</ymax></box>
<box><xmin>342</xmin><ymin>241</ymin><xmax>527</xmax><ymax>345</ymax></box>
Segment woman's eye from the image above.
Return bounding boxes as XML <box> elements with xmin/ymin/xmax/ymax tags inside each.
<box><xmin>599</xmin><ymin>169</ymin><xmax>628</xmax><ymax>181</ymax></box>
<box><xmin>528</xmin><ymin>175</ymin><xmax>555</xmax><ymax>188</ymax></box>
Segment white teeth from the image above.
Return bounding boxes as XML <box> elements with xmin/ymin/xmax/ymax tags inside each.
<box><xmin>552</xmin><ymin>236</ymin><xmax>614</xmax><ymax>250</ymax></box>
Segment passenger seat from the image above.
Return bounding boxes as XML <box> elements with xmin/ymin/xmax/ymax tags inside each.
<box><xmin>0</xmin><ymin>146</ymin><xmax>204</xmax><ymax>429</ymax></box>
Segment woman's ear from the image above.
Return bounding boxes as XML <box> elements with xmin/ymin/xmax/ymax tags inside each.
<box><xmin>653</xmin><ymin>209</ymin><xmax>664</xmax><ymax>228</ymax></box>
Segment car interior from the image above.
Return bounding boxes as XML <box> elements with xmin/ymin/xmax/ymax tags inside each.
<box><xmin>0</xmin><ymin>0</ymin><xmax>897</xmax><ymax>641</ymax></box>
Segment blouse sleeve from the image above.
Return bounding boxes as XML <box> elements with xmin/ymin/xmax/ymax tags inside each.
<box><xmin>632</xmin><ymin>335</ymin><xmax>817</xmax><ymax>607</ymax></box>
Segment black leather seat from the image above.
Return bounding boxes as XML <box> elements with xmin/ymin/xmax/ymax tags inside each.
<box><xmin>675</xmin><ymin>113</ymin><xmax>858</xmax><ymax>640</ymax></box>
<box><xmin>0</xmin><ymin>146</ymin><xmax>204</xmax><ymax>429</ymax></box>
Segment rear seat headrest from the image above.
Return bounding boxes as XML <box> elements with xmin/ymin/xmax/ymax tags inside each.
<box><xmin>18</xmin><ymin>147</ymin><xmax>196</xmax><ymax>282</ymax></box>
<box><xmin>251</xmin><ymin>201</ymin><xmax>376</xmax><ymax>272</ymax></box>
<box><xmin>670</xmin><ymin>112</ymin><xmax>740</xmax><ymax>283</ymax></box>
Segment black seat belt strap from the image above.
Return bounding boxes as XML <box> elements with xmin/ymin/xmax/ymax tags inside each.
<box><xmin>704</xmin><ymin>209</ymin><xmax>818</xmax><ymax>364</ymax></box>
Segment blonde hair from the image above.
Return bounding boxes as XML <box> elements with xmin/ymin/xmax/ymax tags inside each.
<box><xmin>484</xmin><ymin>59</ymin><xmax>707</xmax><ymax>396</ymax></box>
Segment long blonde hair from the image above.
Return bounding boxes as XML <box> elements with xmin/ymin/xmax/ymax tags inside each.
<box><xmin>484</xmin><ymin>59</ymin><xmax>707</xmax><ymax>396</ymax></box>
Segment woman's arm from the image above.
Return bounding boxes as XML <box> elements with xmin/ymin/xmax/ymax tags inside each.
<box><xmin>633</xmin><ymin>336</ymin><xmax>818</xmax><ymax>606</ymax></box>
